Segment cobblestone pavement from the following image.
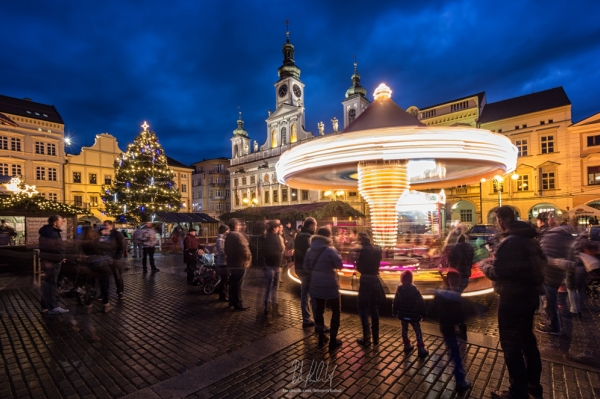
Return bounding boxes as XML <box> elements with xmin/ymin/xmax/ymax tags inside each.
<box><xmin>0</xmin><ymin>253</ymin><xmax>599</xmax><ymax>399</ymax></box>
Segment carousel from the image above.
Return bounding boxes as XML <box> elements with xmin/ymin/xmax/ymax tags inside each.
<box><xmin>276</xmin><ymin>83</ymin><xmax>518</xmax><ymax>298</ymax></box>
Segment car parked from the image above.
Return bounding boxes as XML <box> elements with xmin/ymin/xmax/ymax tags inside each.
<box><xmin>467</xmin><ymin>224</ymin><xmax>498</xmax><ymax>242</ymax></box>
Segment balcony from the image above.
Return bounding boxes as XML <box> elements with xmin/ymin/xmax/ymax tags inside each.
<box><xmin>209</xmin><ymin>182</ymin><xmax>226</xmax><ymax>187</ymax></box>
<box><xmin>208</xmin><ymin>169</ymin><xmax>229</xmax><ymax>175</ymax></box>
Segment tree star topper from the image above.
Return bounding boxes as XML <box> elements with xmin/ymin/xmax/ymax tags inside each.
<box><xmin>141</xmin><ymin>121</ymin><xmax>150</xmax><ymax>131</ymax></box>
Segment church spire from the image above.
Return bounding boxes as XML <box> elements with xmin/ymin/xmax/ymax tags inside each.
<box><xmin>345</xmin><ymin>56</ymin><xmax>367</xmax><ymax>99</ymax></box>
<box><xmin>278</xmin><ymin>20</ymin><xmax>301</xmax><ymax>81</ymax></box>
<box><xmin>233</xmin><ymin>110</ymin><xmax>248</xmax><ymax>137</ymax></box>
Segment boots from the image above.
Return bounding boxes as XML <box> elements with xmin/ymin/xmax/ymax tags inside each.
<box><xmin>403</xmin><ymin>339</ymin><xmax>414</xmax><ymax>353</ymax></box>
<box><xmin>417</xmin><ymin>345</ymin><xmax>429</xmax><ymax>357</ymax></box>
<box><xmin>317</xmin><ymin>327</ymin><xmax>329</xmax><ymax>348</ymax></box>
<box><xmin>329</xmin><ymin>325</ymin><xmax>342</xmax><ymax>352</ymax></box>
<box><xmin>357</xmin><ymin>326</ymin><xmax>371</xmax><ymax>347</ymax></box>
<box><xmin>272</xmin><ymin>303</ymin><xmax>283</xmax><ymax>318</ymax></box>
<box><xmin>372</xmin><ymin>327</ymin><xmax>379</xmax><ymax>346</ymax></box>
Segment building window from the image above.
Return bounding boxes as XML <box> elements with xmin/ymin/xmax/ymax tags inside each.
<box><xmin>587</xmin><ymin>135</ymin><xmax>600</xmax><ymax>147</ymax></box>
<box><xmin>250</xmin><ymin>176</ymin><xmax>255</xmax><ymax>184</ymax></box>
<box><xmin>515</xmin><ymin>126</ymin><xmax>520</xmax><ymax>130</ymax></box>
<box><xmin>217</xmin><ymin>202</ymin><xmax>222</xmax><ymax>211</ymax></box>
<box><xmin>90</xmin><ymin>196</ymin><xmax>98</xmax><ymax>207</ymax></box>
<box><xmin>515</xmin><ymin>139</ymin><xmax>528</xmax><ymax>156</ymax></box>
<box><xmin>264</xmin><ymin>190</ymin><xmax>270</xmax><ymax>204</ymax></box>
<box><xmin>73</xmin><ymin>172</ymin><xmax>81</xmax><ymax>183</ymax></box>
<box><xmin>36</xmin><ymin>167</ymin><xmax>45</xmax><ymax>180</ymax></box>
<box><xmin>517</xmin><ymin>175</ymin><xmax>529</xmax><ymax>191</ymax></box>
<box><xmin>182</xmin><ymin>184</ymin><xmax>187</xmax><ymax>193</ymax></box>
<box><xmin>349</xmin><ymin>191</ymin><xmax>357</xmax><ymax>197</ymax></box>
<box><xmin>48</xmin><ymin>193</ymin><xmax>57</xmax><ymax>201</ymax></box>
<box><xmin>225</xmin><ymin>189</ymin><xmax>230</xmax><ymax>198</ymax></box>
<box><xmin>421</xmin><ymin>109</ymin><xmax>436</xmax><ymax>118</ymax></box>
<box><xmin>47</xmin><ymin>143</ymin><xmax>56</xmax><ymax>156</ymax></box>
<box><xmin>540</xmin><ymin>121</ymin><xmax>545</xmax><ymax>125</ymax></box>
<box><xmin>548</xmin><ymin>119</ymin><xmax>553</xmax><ymax>124</ymax></box>
<box><xmin>450</xmin><ymin>101</ymin><xmax>469</xmax><ymax>112</ymax></box>
<box><xmin>48</xmin><ymin>168</ymin><xmax>57</xmax><ymax>181</ymax></box>
<box><xmin>11</xmin><ymin>165</ymin><xmax>21</xmax><ymax>176</ymax></box>
<box><xmin>10</xmin><ymin>138</ymin><xmax>20</xmax><ymax>151</ymax></box>
<box><xmin>282</xmin><ymin>188</ymin><xmax>288</xmax><ymax>202</ymax></box>
<box><xmin>242</xmin><ymin>177</ymin><xmax>247</xmax><ymax>185</ymax></box>
<box><xmin>498</xmin><ymin>129</ymin><xmax>502</xmax><ymax>133</ymax></box>
<box><xmin>89</xmin><ymin>174</ymin><xmax>97</xmax><ymax>184</ymax></box>
<box><xmin>271</xmin><ymin>129</ymin><xmax>277</xmax><ymax>148</ymax></box>
<box><xmin>522</xmin><ymin>124</ymin><xmax>527</xmax><ymax>129</ymax></box>
<box><xmin>74</xmin><ymin>196</ymin><xmax>83</xmax><ymax>207</ymax></box>
<box><xmin>291</xmin><ymin>124</ymin><xmax>297</xmax><ymax>143</ymax></box>
<box><xmin>0</xmin><ymin>136</ymin><xmax>7</xmax><ymax>150</ymax></box>
<box><xmin>0</xmin><ymin>163</ymin><xmax>7</xmax><ymax>175</ymax></box>
<box><xmin>588</xmin><ymin>166</ymin><xmax>600</xmax><ymax>185</ymax></box>
<box><xmin>209</xmin><ymin>190</ymin><xmax>214</xmax><ymax>199</ymax></box>
<box><xmin>302</xmin><ymin>190</ymin><xmax>309</xmax><ymax>201</ymax></box>
<box><xmin>216</xmin><ymin>189</ymin><xmax>222</xmax><ymax>197</ymax></box>
<box><xmin>460</xmin><ymin>209</ymin><xmax>473</xmax><ymax>223</ymax></box>
<box><xmin>234</xmin><ymin>178</ymin><xmax>238</xmax><ymax>187</ymax></box>
<box><xmin>493</xmin><ymin>180</ymin><xmax>503</xmax><ymax>193</ymax></box>
<box><xmin>273</xmin><ymin>189</ymin><xmax>279</xmax><ymax>203</ymax></box>
<box><xmin>235</xmin><ymin>195</ymin><xmax>240</xmax><ymax>206</ymax></box>
<box><xmin>281</xmin><ymin>127</ymin><xmax>287</xmax><ymax>145</ymax></box>
<box><xmin>542</xmin><ymin>172</ymin><xmax>555</xmax><ymax>190</ymax></box>
<box><xmin>291</xmin><ymin>188</ymin><xmax>298</xmax><ymax>201</ymax></box>
<box><xmin>104</xmin><ymin>175</ymin><xmax>111</xmax><ymax>185</ymax></box>
<box><xmin>35</xmin><ymin>142</ymin><xmax>45</xmax><ymax>154</ymax></box>
<box><xmin>541</xmin><ymin>136</ymin><xmax>554</xmax><ymax>154</ymax></box>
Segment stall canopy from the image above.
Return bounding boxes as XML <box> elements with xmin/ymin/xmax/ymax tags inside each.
<box><xmin>566</xmin><ymin>204</ymin><xmax>600</xmax><ymax>219</ymax></box>
<box><xmin>219</xmin><ymin>201</ymin><xmax>364</xmax><ymax>222</ymax></box>
<box><xmin>155</xmin><ymin>212</ymin><xmax>219</xmax><ymax>223</ymax></box>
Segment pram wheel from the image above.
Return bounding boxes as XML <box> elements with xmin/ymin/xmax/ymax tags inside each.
<box><xmin>203</xmin><ymin>283</ymin><xmax>215</xmax><ymax>295</ymax></box>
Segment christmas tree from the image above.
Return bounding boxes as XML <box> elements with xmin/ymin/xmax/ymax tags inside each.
<box><xmin>102</xmin><ymin>122</ymin><xmax>181</xmax><ymax>223</ymax></box>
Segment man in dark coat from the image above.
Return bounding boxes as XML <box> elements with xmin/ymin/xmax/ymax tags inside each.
<box><xmin>103</xmin><ymin>220</ymin><xmax>125</xmax><ymax>300</ymax></box>
<box><xmin>263</xmin><ymin>220</ymin><xmax>284</xmax><ymax>317</ymax></box>
<box><xmin>183</xmin><ymin>229</ymin><xmax>200</xmax><ymax>284</ymax></box>
<box><xmin>39</xmin><ymin>215</ymin><xmax>68</xmax><ymax>314</ymax></box>
<box><xmin>355</xmin><ymin>232</ymin><xmax>383</xmax><ymax>347</ymax></box>
<box><xmin>482</xmin><ymin>206</ymin><xmax>544</xmax><ymax>399</ymax></box>
<box><xmin>224</xmin><ymin>218</ymin><xmax>251</xmax><ymax>310</ymax></box>
<box><xmin>293</xmin><ymin>217</ymin><xmax>317</xmax><ymax>328</ymax></box>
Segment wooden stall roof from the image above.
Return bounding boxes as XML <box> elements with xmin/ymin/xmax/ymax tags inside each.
<box><xmin>219</xmin><ymin>201</ymin><xmax>364</xmax><ymax>222</ymax></box>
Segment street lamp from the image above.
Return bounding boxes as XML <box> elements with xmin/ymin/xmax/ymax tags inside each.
<box><xmin>479</xmin><ymin>178</ymin><xmax>486</xmax><ymax>224</ymax></box>
<box><xmin>493</xmin><ymin>173</ymin><xmax>519</xmax><ymax>207</ymax></box>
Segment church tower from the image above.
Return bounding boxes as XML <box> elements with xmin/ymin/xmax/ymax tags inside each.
<box><xmin>342</xmin><ymin>61</ymin><xmax>370</xmax><ymax>129</ymax></box>
<box><xmin>231</xmin><ymin>112</ymin><xmax>251</xmax><ymax>159</ymax></box>
<box><xmin>262</xmin><ymin>23</ymin><xmax>312</xmax><ymax>151</ymax></box>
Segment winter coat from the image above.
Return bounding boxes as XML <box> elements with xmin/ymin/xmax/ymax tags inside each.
<box><xmin>264</xmin><ymin>232</ymin><xmax>284</xmax><ymax>268</ymax></box>
<box><xmin>38</xmin><ymin>224</ymin><xmax>66</xmax><ymax>262</ymax></box>
<box><xmin>430</xmin><ymin>288</ymin><xmax>464</xmax><ymax>336</ymax></box>
<box><xmin>303</xmin><ymin>235</ymin><xmax>343</xmax><ymax>300</ymax></box>
<box><xmin>283</xmin><ymin>227</ymin><xmax>295</xmax><ymax>250</ymax></box>
<box><xmin>539</xmin><ymin>225</ymin><xmax>575</xmax><ymax>287</ymax></box>
<box><xmin>293</xmin><ymin>227</ymin><xmax>313</xmax><ymax>273</ymax></box>
<box><xmin>248</xmin><ymin>234</ymin><xmax>266</xmax><ymax>269</ymax></box>
<box><xmin>183</xmin><ymin>234</ymin><xmax>199</xmax><ymax>264</ymax></box>
<box><xmin>356</xmin><ymin>243</ymin><xmax>382</xmax><ymax>276</ymax></box>
<box><xmin>140</xmin><ymin>227</ymin><xmax>158</xmax><ymax>248</ymax></box>
<box><xmin>133</xmin><ymin>228</ymin><xmax>144</xmax><ymax>244</ymax></box>
<box><xmin>392</xmin><ymin>284</ymin><xmax>427</xmax><ymax>322</ymax></box>
<box><xmin>448</xmin><ymin>242</ymin><xmax>474</xmax><ymax>280</ymax></box>
<box><xmin>224</xmin><ymin>231</ymin><xmax>251</xmax><ymax>269</ymax></box>
<box><xmin>107</xmin><ymin>228</ymin><xmax>125</xmax><ymax>260</ymax></box>
<box><xmin>216</xmin><ymin>233</ymin><xmax>227</xmax><ymax>267</ymax></box>
<box><xmin>482</xmin><ymin>221</ymin><xmax>545</xmax><ymax>297</ymax></box>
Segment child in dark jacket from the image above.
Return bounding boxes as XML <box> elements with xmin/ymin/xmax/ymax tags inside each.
<box><xmin>392</xmin><ymin>270</ymin><xmax>428</xmax><ymax>357</ymax></box>
<box><xmin>431</xmin><ymin>270</ymin><xmax>471</xmax><ymax>393</ymax></box>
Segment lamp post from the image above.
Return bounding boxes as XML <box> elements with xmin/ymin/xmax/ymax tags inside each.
<box><xmin>493</xmin><ymin>173</ymin><xmax>520</xmax><ymax>207</ymax></box>
<box><xmin>479</xmin><ymin>178</ymin><xmax>486</xmax><ymax>224</ymax></box>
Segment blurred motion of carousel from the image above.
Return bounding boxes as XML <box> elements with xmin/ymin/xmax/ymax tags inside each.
<box><xmin>277</xmin><ymin>83</ymin><xmax>518</xmax><ymax>299</ymax></box>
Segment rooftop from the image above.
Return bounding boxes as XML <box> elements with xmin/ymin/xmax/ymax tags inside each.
<box><xmin>0</xmin><ymin>94</ymin><xmax>64</xmax><ymax>124</ymax></box>
<box><xmin>420</xmin><ymin>92</ymin><xmax>486</xmax><ymax>111</ymax></box>
<box><xmin>166</xmin><ymin>156</ymin><xmax>192</xmax><ymax>169</ymax></box>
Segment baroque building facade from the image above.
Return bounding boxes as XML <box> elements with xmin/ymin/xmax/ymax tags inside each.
<box><xmin>191</xmin><ymin>157</ymin><xmax>230</xmax><ymax>217</ymax></box>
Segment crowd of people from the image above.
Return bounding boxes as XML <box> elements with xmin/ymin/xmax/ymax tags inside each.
<box><xmin>35</xmin><ymin>207</ymin><xmax>600</xmax><ymax>399</ymax></box>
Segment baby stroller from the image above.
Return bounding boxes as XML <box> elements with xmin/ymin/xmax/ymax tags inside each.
<box><xmin>192</xmin><ymin>253</ymin><xmax>221</xmax><ymax>294</ymax></box>
<box><xmin>57</xmin><ymin>257</ymin><xmax>98</xmax><ymax>306</ymax></box>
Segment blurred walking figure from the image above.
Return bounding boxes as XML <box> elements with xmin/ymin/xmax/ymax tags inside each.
<box><xmin>392</xmin><ymin>270</ymin><xmax>428</xmax><ymax>357</ymax></box>
<box><xmin>80</xmin><ymin>226</ymin><xmax>113</xmax><ymax>313</ymax></box>
<box><xmin>224</xmin><ymin>218</ymin><xmax>251</xmax><ymax>310</ymax></box>
<box><xmin>103</xmin><ymin>220</ymin><xmax>125</xmax><ymax>300</ymax></box>
<box><xmin>482</xmin><ymin>206</ymin><xmax>544</xmax><ymax>399</ymax></box>
<box><xmin>0</xmin><ymin>219</ymin><xmax>17</xmax><ymax>245</ymax></box>
<box><xmin>294</xmin><ymin>217</ymin><xmax>317</xmax><ymax>328</ymax></box>
<box><xmin>304</xmin><ymin>227</ymin><xmax>343</xmax><ymax>352</ymax></box>
<box><xmin>264</xmin><ymin>220</ymin><xmax>284</xmax><ymax>318</ymax></box>
<box><xmin>184</xmin><ymin>229</ymin><xmax>200</xmax><ymax>284</ymax></box>
<box><xmin>567</xmin><ymin>236</ymin><xmax>597</xmax><ymax>320</ymax></box>
<box><xmin>431</xmin><ymin>270</ymin><xmax>471</xmax><ymax>393</ymax></box>
<box><xmin>215</xmin><ymin>225</ymin><xmax>230</xmax><ymax>301</ymax></box>
<box><xmin>39</xmin><ymin>215</ymin><xmax>68</xmax><ymax>314</ymax></box>
<box><xmin>132</xmin><ymin>226</ymin><xmax>144</xmax><ymax>258</ymax></box>
<box><xmin>140</xmin><ymin>222</ymin><xmax>159</xmax><ymax>272</ymax></box>
<box><xmin>355</xmin><ymin>232</ymin><xmax>383</xmax><ymax>347</ymax></box>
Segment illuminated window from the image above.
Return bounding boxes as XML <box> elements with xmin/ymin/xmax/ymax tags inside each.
<box><xmin>235</xmin><ymin>195</ymin><xmax>240</xmax><ymax>206</ymax></box>
<box><xmin>104</xmin><ymin>175</ymin><xmax>111</xmax><ymax>185</ymax></box>
<box><xmin>0</xmin><ymin>163</ymin><xmax>7</xmax><ymax>175</ymax></box>
<box><xmin>291</xmin><ymin>124</ymin><xmax>297</xmax><ymax>143</ymax></box>
<box><xmin>273</xmin><ymin>189</ymin><xmax>279</xmax><ymax>203</ymax></box>
<box><xmin>517</xmin><ymin>175</ymin><xmax>529</xmax><ymax>191</ymax></box>
<box><xmin>493</xmin><ymin>180</ymin><xmax>503</xmax><ymax>193</ymax></box>
<box><xmin>291</xmin><ymin>188</ymin><xmax>298</xmax><ymax>201</ymax></box>
<box><xmin>89</xmin><ymin>174</ymin><xmax>97</xmax><ymax>184</ymax></box>
<box><xmin>541</xmin><ymin>136</ymin><xmax>554</xmax><ymax>154</ymax></box>
<box><xmin>515</xmin><ymin>139</ymin><xmax>528</xmax><ymax>156</ymax></box>
<box><xmin>460</xmin><ymin>209</ymin><xmax>473</xmax><ymax>223</ymax></box>
<box><xmin>73</xmin><ymin>172</ymin><xmax>81</xmax><ymax>183</ymax></box>
<box><xmin>281</xmin><ymin>127</ymin><xmax>287</xmax><ymax>145</ymax></box>
<box><xmin>11</xmin><ymin>165</ymin><xmax>22</xmax><ymax>176</ymax></box>
<box><xmin>264</xmin><ymin>190</ymin><xmax>270</xmax><ymax>204</ymax></box>
<box><xmin>588</xmin><ymin>166</ymin><xmax>600</xmax><ymax>186</ymax></box>
<box><xmin>90</xmin><ymin>196</ymin><xmax>98</xmax><ymax>207</ymax></box>
<box><xmin>48</xmin><ymin>168</ymin><xmax>57</xmax><ymax>181</ymax></box>
<box><xmin>0</xmin><ymin>136</ymin><xmax>7</xmax><ymax>150</ymax></box>
<box><xmin>282</xmin><ymin>188</ymin><xmax>288</xmax><ymax>202</ymax></box>
<box><xmin>271</xmin><ymin>129</ymin><xmax>277</xmax><ymax>148</ymax></box>
<box><xmin>36</xmin><ymin>167</ymin><xmax>45</xmax><ymax>180</ymax></box>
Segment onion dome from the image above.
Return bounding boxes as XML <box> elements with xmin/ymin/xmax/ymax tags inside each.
<box><xmin>345</xmin><ymin>62</ymin><xmax>367</xmax><ymax>99</ymax></box>
<box><xmin>232</xmin><ymin>112</ymin><xmax>248</xmax><ymax>137</ymax></box>
<box><xmin>277</xmin><ymin>27</ymin><xmax>301</xmax><ymax>80</ymax></box>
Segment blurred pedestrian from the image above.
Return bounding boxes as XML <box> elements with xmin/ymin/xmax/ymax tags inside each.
<box><xmin>224</xmin><ymin>218</ymin><xmax>251</xmax><ymax>310</ymax></box>
<box><xmin>140</xmin><ymin>222</ymin><xmax>159</xmax><ymax>272</ymax></box>
<box><xmin>132</xmin><ymin>226</ymin><xmax>144</xmax><ymax>258</ymax></box>
<box><xmin>39</xmin><ymin>215</ymin><xmax>68</xmax><ymax>314</ymax></box>
<box><xmin>431</xmin><ymin>270</ymin><xmax>472</xmax><ymax>393</ymax></box>
<box><xmin>103</xmin><ymin>220</ymin><xmax>125</xmax><ymax>300</ymax></box>
<box><xmin>0</xmin><ymin>219</ymin><xmax>16</xmax><ymax>246</ymax></box>
<box><xmin>294</xmin><ymin>217</ymin><xmax>317</xmax><ymax>328</ymax></box>
<box><xmin>392</xmin><ymin>270</ymin><xmax>428</xmax><ymax>357</ymax></box>
<box><xmin>482</xmin><ymin>206</ymin><xmax>544</xmax><ymax>399</ymax></box>
<box><xmin>264</xmin><ymin>220</ymin><xmax>284</xmax><ymax>318</ymax></box>
<box><xmin>215</xmin><ymin>224</ymin><xmax>230</xmax><ymax>301</ymax></box>
<box><xmin>81</xmin><ymin>225</ymin><xmax>113</xmax><ymax>313</ymax></box>
<box><xmin>304</xmin><ymin>226</ymin><xmax>343</xmax><ymax>352</ymax></box>
<box><xmin>356</xmin><ymin>232</ymin><xmax>383</xmax><ymax>347</ymax></box>
<box><xmin>184</xmin><ymin>229</ymin><xmax>200</xmax><ymax>284</ymax></box>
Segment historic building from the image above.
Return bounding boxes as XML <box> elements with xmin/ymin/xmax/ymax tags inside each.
<box><xmin>166</xmin><ymin>156</ymin><xmax>193</xmax><ymax>212</ymax></box>
<box><xmin>568</xmin><ymin>111</ymin><xmax>600</xmax><ymax>211</ymax></box>
<box><xmin>64</xmin><ymin>133</ymin><xmax>123</xmax><ymax>223</ymax></box>
<box><xmin>0</xmin><ymin>95</ymin><xmax>66</xmax><ymax>201</ymax></box>
<box><xmin>228</xmin><ymin>31</ymin><xmax>367</xmax><ymax>214</ymax></box>
<box><xmin>191</xmin><ymin>157</ymin><xmax>230</xmax><ymax>217</ymax></box>
<box><xmin>408</xmin><ymin>87</ymin><xmax>574</xmax><ymax>224</ymax></box>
